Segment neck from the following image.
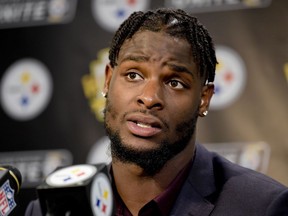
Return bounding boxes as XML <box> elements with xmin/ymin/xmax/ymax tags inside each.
<box><xmin>111</xmin><ymin>142</ymin><xmax>195</xmax><ymax>215</ymax></box>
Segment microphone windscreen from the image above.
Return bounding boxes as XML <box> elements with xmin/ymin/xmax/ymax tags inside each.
<box><xmin>0</xmin><ymin>165</ymin><xmax>22</xmax><ymax>193</ymax></box>
<box><xmin>0</xmin><ymin>165</ymin><xmax>22</xmax><ymax>216</ymax></box>
<box><xmin>37</xmin><ymin>163</ymin><xmax>114</xmax><ymax>216</ymax></box>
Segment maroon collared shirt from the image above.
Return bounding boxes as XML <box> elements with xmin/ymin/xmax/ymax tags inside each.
<box><xmin>113</xmin><ymin>160</ymin><xmax>193</xmax><ymax>216</ymax></box>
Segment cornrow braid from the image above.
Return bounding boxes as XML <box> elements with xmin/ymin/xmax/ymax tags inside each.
<box><xmin>108</xmin><ymin>8</ymin><xmax>217</xmax><ymax>83</ymax></box>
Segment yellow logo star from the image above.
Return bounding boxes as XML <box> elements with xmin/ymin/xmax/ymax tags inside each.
<box><xmin>21</xmin><ymin>71</ymin><xmax>31</xmax><ymax>84</ymax></box>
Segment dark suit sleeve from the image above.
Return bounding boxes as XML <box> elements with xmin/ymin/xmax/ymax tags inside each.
<box><xmin>266</xmin><ymin>189</ymin><xmax>288</xmax><ymax>216</ymax></box>
<box><xmin>25</xmin><ymin>199</ymin><xmax>43</xmax><ymax>216</ymax></box>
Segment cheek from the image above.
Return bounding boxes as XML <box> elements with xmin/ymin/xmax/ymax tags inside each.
<box><xmin>107</xmin><ymin>81</ymin><xmax>132</xmax><ymax>118</ymax></box>
<box><xmin>167</xmin><ymin>94</ymin><xmax>199</xmax><ymax>114</ymax></box>
<box><xmin>165</xmin><ymin>97</ymin><xmax>199</xmax><ymax>126</ymax></box>
<box><xmin>110</xmin><ymin>75</ymin><xmax>138</xmax><ymax>101</ymax></box>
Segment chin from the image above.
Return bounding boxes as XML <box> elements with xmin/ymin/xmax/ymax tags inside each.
<box><xmin>122</xmin><ymin>136</ymin><xmax>164</xmax><ymax>151</ymax></box>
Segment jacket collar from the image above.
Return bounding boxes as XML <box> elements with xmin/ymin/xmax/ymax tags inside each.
<box><xmin>170</xmin><ymin>144</ymin><xmax>216</xmax><ymax>216</ymax></box>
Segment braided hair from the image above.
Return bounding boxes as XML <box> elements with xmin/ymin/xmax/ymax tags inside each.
<box><xmin>109</xmin><ymin>8</ymin><xmax>217</xmax><ymax>83</ymax></box>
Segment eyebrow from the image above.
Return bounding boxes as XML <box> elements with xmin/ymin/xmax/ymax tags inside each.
<box><xmin>119</xmin><ymin>55</ymin><xmax>195</xmax><ymax>78</ymax></box>
<box><xmin>166</xmin><ymin>63</ymin><xmax>195</xmax><ymax>78</ymax></box>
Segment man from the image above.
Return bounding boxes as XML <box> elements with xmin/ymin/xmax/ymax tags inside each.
<box><xmin>26</xmin><ymin>8</ymin><xmax>288</xmax><ymax>216</ymax></box>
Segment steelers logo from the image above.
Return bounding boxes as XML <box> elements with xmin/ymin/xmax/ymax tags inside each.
<box><xmin>92</xmin><ymin>0</ymin><xmax>150</xmax><ymax>32</ymax></box>
<box><xmin>0</xmin><ymin>58</ymin><xmax>53</xmax><ymax>121</ymax></box>
<box><xmin>46</xmin><ymin>164</ymin><xmax>97</xmax><ymax>187</ymax></box>
<box><xmin>210</xmin><ymin>46</ymin><xmax>246</xmax><ymax>110</ymax></box>
<box><xmin>90</xmin><ymin>173</ymin><xmax>113</xmax><ymax>216</ymax></box>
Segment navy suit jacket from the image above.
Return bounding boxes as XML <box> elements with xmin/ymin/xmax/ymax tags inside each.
<box><xmin>25</xmin><ymin>144</ymin><xmax>288</xmax><ymax>216</ymax></box>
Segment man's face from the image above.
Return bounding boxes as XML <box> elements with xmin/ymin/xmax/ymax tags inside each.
<box><xmin>104</xmin><ymin>31</ymin><xmax>213</xmax><ymax>175</ymax></box>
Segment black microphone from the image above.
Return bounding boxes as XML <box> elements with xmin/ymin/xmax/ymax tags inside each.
<box><xmin>37</xmin><ymin>163</ymin><xmax>114</xmax><ymax>216</ymax></box>
<box><xmin>0</xmin><ymin>165</ymin><xmax>22</xmax><ymax>216</ymax></box>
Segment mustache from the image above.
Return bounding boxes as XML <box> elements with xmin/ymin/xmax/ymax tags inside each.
<box><xmin>104</xmin><ymin>98</ymin><xmax>169</xmax><ymax>130</ymax></box>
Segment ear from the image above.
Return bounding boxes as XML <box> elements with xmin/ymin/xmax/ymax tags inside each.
<box><xmin>103</xmin><ymin>64</ymin><xmax>113</xmax><ymax>96</ymax></box>
<box><xmin>199</xmin><ymin>83</ymin><xmax>214</xmax><ymax>117</ymax></box>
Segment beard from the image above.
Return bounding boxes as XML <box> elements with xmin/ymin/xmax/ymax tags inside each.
<box><xmin>104</xmin><ymin>98</ymin><xmax>198</xmax><ymax>176</ymax></box>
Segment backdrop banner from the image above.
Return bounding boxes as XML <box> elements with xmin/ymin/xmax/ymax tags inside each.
<box><xmin>0</xmin><ymin>0</ymin><xmax>287</xmax><ymax>214</ymax></box>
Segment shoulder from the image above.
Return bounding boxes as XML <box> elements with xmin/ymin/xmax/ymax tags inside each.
<box><xmin>194</xmin><ymin>144</ymin><xmax>286</xmax><ymax>191</ymax></box>
<box><xmin>212</xmin><ymin>151</ymin><xmax>286</xmax><ymax>192</ymax></box>
<box><xmin>172</xmin><ymin>145</ymin><xmax>288</xmax><ymax>215</ymax></box>
<box><xmin>190</xmin><ymin>144</ymin><xmax>287</xmax><ymax>196</ymax></box>
<box><xmin>210</xmin><ymin>151</ymin><xmax>288</xmax><ymax>215</ymax></box>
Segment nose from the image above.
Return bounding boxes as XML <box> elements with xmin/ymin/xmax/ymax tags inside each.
<box><xmin>137</xmin><ymin>80</ymin><xmax>164</xmax><ymax>110</ymax></box>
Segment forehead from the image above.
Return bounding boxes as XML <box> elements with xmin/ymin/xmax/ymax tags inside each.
<box><xmin>117</xmin><ymin>31</ymin><xmax>195</xmax><ymax>66</ymax></box>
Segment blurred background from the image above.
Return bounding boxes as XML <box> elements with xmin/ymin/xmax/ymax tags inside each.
<box><xmin>0</xmin><ymin>0</ymin><xmax>287</xmax><ymax>214</ymax></box>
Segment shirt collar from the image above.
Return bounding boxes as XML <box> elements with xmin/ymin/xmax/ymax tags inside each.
<box><xmin>154</xmin><ymin>159</ymin><xmax>193</xmax><ymax>215</ymax></box>
<box><xmin>111</xmin><ymin>159</ymin><xmax>193</xmax><ymax>216</ymax></box>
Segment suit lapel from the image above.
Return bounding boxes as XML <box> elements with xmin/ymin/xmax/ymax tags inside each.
<box><xmin>170</xmin><ymin>144</ymin><xmax>217</xmax><ymax>216</ymax></box>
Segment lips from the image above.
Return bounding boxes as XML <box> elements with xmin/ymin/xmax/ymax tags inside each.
<box><xmin>126</xmin><ymin>113</ymin><xmax>163</xmax><ymax>137</ymax></box>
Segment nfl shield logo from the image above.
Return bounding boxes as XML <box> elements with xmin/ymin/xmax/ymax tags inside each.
<box><xmin>0</xmin><ymin>180</ymin><xmax>16</xmax><ymax>216</ymax></box>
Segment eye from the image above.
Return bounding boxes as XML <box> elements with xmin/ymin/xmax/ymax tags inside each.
<box><xmin>168</xmin><ymin>80</ymin><xmax>185</xmax><ymax>89</ymax></box>
<box><xmin>127</xmin><ymin>72</ymin><xmax>143</xmax><ymax>81</ymax></box>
